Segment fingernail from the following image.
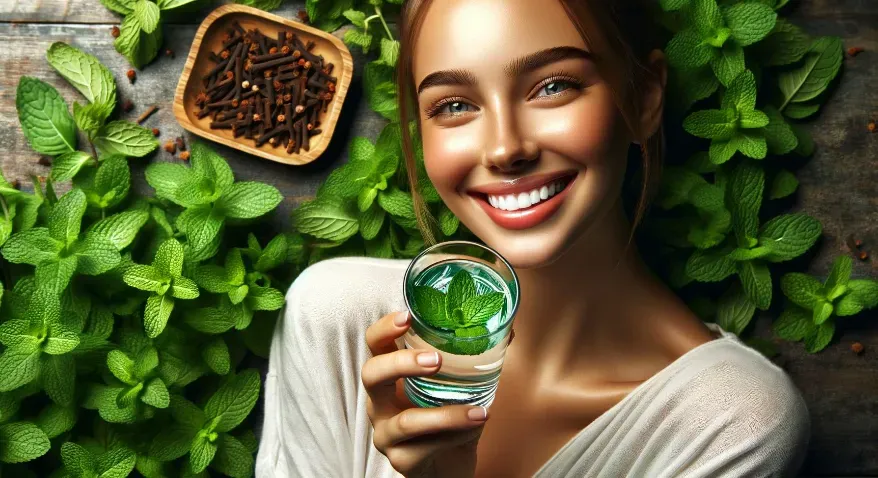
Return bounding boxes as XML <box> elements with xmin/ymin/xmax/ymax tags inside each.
<box><xmin>416</xmin><ymin>352</ymin><xmax>439</xmax><ymax>367</ymax></box>
<box><xmin>467</xmin><ymin>406</ymin><xmax>488</xmax><ymax>421</ymax></box>
<box><xmin>394</xmin><ymin>311</ymin><xmax>410</xmax><ymax>327</ymax></box>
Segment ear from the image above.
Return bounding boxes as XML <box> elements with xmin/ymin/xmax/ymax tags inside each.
<box><xmin>638</xmin><ymin>49</ymin><xmax>667</xmax><ymax>141</ymax></box>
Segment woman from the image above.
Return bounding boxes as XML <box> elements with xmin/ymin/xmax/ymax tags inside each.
<box><xmin>256</xmin><ymin>0</ymin><xmax>811</xmax><ymax>476</ymax></box>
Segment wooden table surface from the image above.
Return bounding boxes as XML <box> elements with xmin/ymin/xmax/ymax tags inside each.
<box><xmin>1</xmin><ymin>0</ymin><xmax>876</xmax><ymax>475</ymax></box>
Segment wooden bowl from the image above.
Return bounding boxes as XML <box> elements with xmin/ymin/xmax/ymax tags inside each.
<box><xmin>173</xmin><ymin>4</ymin><xmax>354</xmax><ymax>165</ymax></box>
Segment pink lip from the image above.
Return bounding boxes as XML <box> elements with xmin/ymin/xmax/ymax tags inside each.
<box><xmin>472</xmin><ymin>174</ymin><xmax>578</xmax><ymax>230</ymax></box>
<box><xmin>467</xmin><ymin>170</ymin><xmax>578</xmax><ymax>196</ymax></box>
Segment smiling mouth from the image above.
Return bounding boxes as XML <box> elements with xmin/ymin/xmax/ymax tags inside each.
<box><xmin>467</xmin><ymin>171</ymin><xmax>578</xmax><ymax>230</ymax></box>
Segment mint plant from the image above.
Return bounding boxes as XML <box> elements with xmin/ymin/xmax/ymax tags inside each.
<box><xmin>412</xmin><ymin>270</ymin><xmax>504</xmax><ymax>355</ymax></box>
<box><xmin>101</xmin><ymin>0</ymin><xmax>201</xmax><ymax>68</ymax></box>
<box><xmin>776</xmin><ymin>256</ymin><xmax>878</xmax><ymax>352</ymax></box>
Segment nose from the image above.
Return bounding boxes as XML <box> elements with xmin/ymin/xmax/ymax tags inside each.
<box><xmin>481</xmin><ymin>105</ymin><xmax>538</xmax><ymax>172</ymax></box>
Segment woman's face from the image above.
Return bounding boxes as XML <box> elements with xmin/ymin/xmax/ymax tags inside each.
<box><xmin>413</xmin><ymin>0</ymin><xmax>636</xmax><ymax>268</ymax></box>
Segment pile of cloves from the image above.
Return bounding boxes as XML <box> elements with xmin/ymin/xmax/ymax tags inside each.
<box><xmin>195</xmin><ymin>22</ymin><xmax>337</xmax><ymax>155</ymax></box>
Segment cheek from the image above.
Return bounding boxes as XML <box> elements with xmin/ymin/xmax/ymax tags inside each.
<box><xmin>422</xmin><ymin>126</ymin><xmax>479</xmax><ymax>196</ymax></box>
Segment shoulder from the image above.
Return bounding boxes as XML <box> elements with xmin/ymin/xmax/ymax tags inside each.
<box><xmin>661</xmin><ymin>337</ymin><xmax>811</xmax><ymax>474</ymax></box>
<box><xmin>281</xmin><ymin>256</ymin><xmax>412</xmax><ymax>341</ymax></box>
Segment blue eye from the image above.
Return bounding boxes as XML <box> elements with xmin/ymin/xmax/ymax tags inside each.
<box><xmin>439</xmin><ymin>101</ymin><xmax>474</xmax><ymax>115</ymax></box>
<box><xmin>536</xmin><ymin>80</ymin><xmax>574</xmax><ymax>98</ymax></box>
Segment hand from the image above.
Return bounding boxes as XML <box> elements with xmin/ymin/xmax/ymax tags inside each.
<box><xmin>363</xmin><ymin>310</ymin><xmax>490</xmax><ymax>478</ymax></box>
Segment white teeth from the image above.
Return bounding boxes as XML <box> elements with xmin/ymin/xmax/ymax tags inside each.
<box><xmin>486</xmin><ymin>179</ymin><xmax>569</xmax><ymax>212</ymax></box>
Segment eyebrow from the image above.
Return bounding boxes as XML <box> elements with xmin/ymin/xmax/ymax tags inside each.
<box><xmin>416</xmin><ymin>46</ymin><xmax>592</xmax><ymax>95</ymax></box>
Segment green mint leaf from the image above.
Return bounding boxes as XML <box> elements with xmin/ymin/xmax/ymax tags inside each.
<box><xmin>123</xmin><ymin>265</ymin><xmax>168</xmax><ymax>293</ymax></box>
<box><xmin>189</xmin><ymin>433</ymin><xmax>218</xmax><ymax>473</ymax></box>
<box><xmin>670</xmin><ymin>65</ymin><xmax>720</xmax><ymax>111</ymax></box>
<box><xmin>343</xmin><ymin>29</ymin><xmax>372</xmax><ymax>53</ymax></box>
<box><xmin>254</xmin><ymin>234</ymin><xmax>288</xmax><ymax>272</ymax></box>
<box><xmin>773</xmin><ymin>306</ymin><xmax>811</xmax><ymax>341</ymax></box>
<box><xmin>73</xmin><ymin>102</ymin><xmax>106</xmax><ymax>138</ymax></box>
<box><xmin>2</xmin><ymin>227</ymin><xmax>63</xmax><ymax>265</ymax></box>
<box><xmin>728</xmin><ymin>160</ymin><xmax>764</xmax><ymax>247</ymax></box>
<box><xmin>0</xmin><ymin>320</ymin><xmax>37</xmax><ymax>349</ymax></box>
<box><xmin>141</xmin><ymin>377</ymin><xmax>170</xmax><ymax>408</ymax></box>
<box><xmin>451</xmin><ymin>326</ymin><xmax>490</xmax><ymax>356</ymax></box>
<box><xmin>446</xmin><ymin>270</ymin><xmax>477</xmax><ymax>313</ymax></box>
<box><xmin>61</xmin><ymin>441</ymin><xmax>96</xmax><ymax>476</ymax></box>
<box><xmin>171</xmin><ymin>277</ymin><xmax>200</xmax><ymax>300</ymax></box>
<box><xmin>791</xmin><ymin>123</ymin><xmax>814</xmax><ymax>157</ymax></box>
<box><xmin>88</xmin><ymin>210</ymin><xmax>150</xmax><ymax>250</ymax></box>
<box><xmin>412</xmin><ymin>286</ymin><xmax>453</xmax><ymax>329</ymax></box>
<box><xmin>93</xmin><ymin>121</ymin><xmax>159</xmax><ymax>158</ymax></box>
<box><xmin>114</xmin><ymin>14</ymin><xmax>162</xmax><ymax>69</ymax></box>
<box><xmin>292</xmin><ymin>197</ymin><xmax>359</xmax><ymax>242</ymax></box>
<box><xmin>0</xmin><ymin>343</ymin><xmax>41</xmax><ymax>392</ymax></box>
<box><xmin>46</xmin><ymin>42</ymin><xmax>116</xmax><ymax>120</ymax></box>
<box><xmin>176</xmin><ymin>206</ymin><xmax>224</xmax><ymax>255</ymax></box>
<box><xmin>461</xmin><ymin>292</ymin><xmax>504</xmax><ymax>327</ymax></box>
<box><xmin>708</xmin><ymin>138</ymin><xmax>737</xmax><ymax>165</ymax></box>
<box><xmin>51</xmin><ymin>151</ymin><xmax>95</xmax><ymax>182</ymax></box>
<box><xmin>711</xmin><ymin>42</ymin><xmax>745</xmax><ymax>86</ymax></box>
<box><xmin>117</xmin><ymin>381</ymin><xmax>143</xmax><ymax>409</ymax></box>
<box><xmin>73</xmin><ymin>232</ymin><xmax>122</xmax><ymax>275</ymax></box>
<box><xmin>722</xmin><ymin>2</ymin><xmax>776</xmax><ymax>46</ymax></box>
<box><xmin>813</xmin><ymin>301</ymin><xmax>833</xmax><ymax>325</ymax></box>
<box><xmin>49</xmin><ymin>188</ymin><xmax>87</xmax><ymax>246</ymax></box>
<box><xmin>685</xmin><ymin>248</ymin><xmax>736</xmax><ymax>282</ymax></box>
<box><xmin>202</xmin><ymin>337</ymin><xmax>231</xmax><ymax>375</ymax></box>
<box><xmin>758</xmin><ymin>213</ymin><xmax>821</xmax><ymax>262</ymax></box>
<box><xmin>134</xmin><ymin>346</ymin><xmax>160</xmax><ymax>378</ymax></box>
<box><xmin>755</xmin><ymin>18</ymin><xmax>810</xmax><ymax>66</ymax></box>
<box><xmin>27</xmin><ymin>289</ymin><xmax>62</xmax><ymax>331</ymax></box>
<box><xmin>247</xmin><ymin>286</ymin><xmax>285</xmax><ymax>311</ymax></box>
<box><xmin>157</xmin><ymin>0</ymin><xmax>200</xmax><ymax>9</ymax></box>
<box><xmin>780</xmin><ymin>273</ymin><xmax>823</xmax><ymax>309</ymax></box>
<box><xmin>101</xmin><ymin>0</ymin><xmax>135</xmax><ymax>14</ymax></box>
<box><xmin>439</xmin><ymin>206</ymin><xmax>459</xmax><ymax>236</ymax></box>
<box><xmin>204</xmin><ymin>369</ymin><xmax>261</xmax><ymax>433</ymax></box>
<box><xmin>783</xmin><ymin>102</ymin><xmax>820</xmax><ymax>120</ymax></box>
<box><xmin>737</xmin><ymin>260</ymin><xmax>772</xmax><ymax>310</ymax></box>
<box><xmin>778</xmin><ymin>37</ymin><xmax>843</xmax><ymax>107</ymax></box>
<box><xmin>36</xmin><ymin>256</ymin><xmax>78</xmax><ymax>295</ymax></box>
<box><xmin>350</xmin><ymin>136</ymin><xmax>376</xmax><ymax>163</ymax></box>
<box><xmin>342</xmin><ymin>9</ymin><xmax>366</xmax><ymax>27</ymax></box>
<box><xmin>144</xmin><ymin>294</ymin><xmax>174</xmax><ymax>338</ymax></box>
<box><xmin>364</xmin><ymin>63</ymin><xmax>398</xmax><ymax>121</ymax></box>
<box><xmin>318</xmin><ymin>163</ymin><xmax>366</xmax><ymax>199</ymax></box>
<box><xmin>149</xmin><ymin>423</ymin><xmax>198</xmax><ymax>461</ymax></box>
<box><xmin>228</xmin><ymin>284</ymin><xmax>249</xmax><ymax>305</ymax></box>
<box><xmin>824</xmin><ymin>255</ymin><xmax>852</xmax><ymax>292</ymax></box>
<box><xmin>225</xmin><ymin>248</ymin><xmax>246</xmax><ymax>285</ymax></box>
<box><xmin>378</xmin><ymin>38</ymin><xmax>401</xmax><ymax>67</ymax></box>
<box><xmin>840</xmin><ymin>279</ymin><xmax>878</xmax><ymax>313</ymax></box>
<box><xmin>211</xmin><ymin>433</ymin><xmax>255</xmax><ymax>478</ymax></box>
<box><xmin>35</xmin><ymin>403</ymin><xmax>76</xmax><ymax>439</ymax></box>
<box><xmin>44</xmin><ymin>325</ymin><xmax>80</xmax><ymax>355</ymax></box>
<box><xmin>154</xmin><ymin>238</ymin><xmax>184</xmax><ymax>277</ymax></box>
<box><xmin>145</xmin><ymin>162</ymin><xmax>191</xmax><ymax>201</ymax></box>
<box><xmin>190</xmin><ymin>142</ymin><xmax>235</xmax><ymax>193</ymax></box>
<box><xmin>194</xmin><ymin>265</ymin><xmax>234</xmax><ymax>294</ymax></box>
<box><xmin>738</xmin><ymin>110</ymin><xmax>769</xmax><ymax>129</ymax></box>
<box><xmin>217</xmin><ymin>182</ymin><xmax>282</xmax><ymax>219</ymax></box>
<box><xmin>41</xmin><ymin>353</ymin><xmax>75</xmax><ymax>406</ymax></box>
<box><xmin>170</xmin><ymin>394</ymin><xmax>207</xmax><ymax>430</ymax></box>
<box><xmin>235</xmin><ymin>0</ymin><xmax>284</xmax><ymax>10</ymax></box>
<box><xmin>377</xmin><ymin>187</ymin><xmax>416</xmax><ymax>219</ymax></box>
<box><xmin>727</xmin><ymin>246</ymin><xmax>770</xmax><ymax>261</ymax></box>
<box><xmin>0</xmin><ymin>422</ymin><xmax>51</xmax><ymax>464</ymax></box>
<box><xmin>16</xmin><ymin>77</ymin><xmax>77</xmax><ymax>156</ymax></box>
<box><xmin>134</xmin><ymin>0</ymin><xmax>161</xmax><ymax>34</ymax></box>
<box><xmin>666</xmin><ymin>29</ymin><xmax>715</xmax><ymax>70</ymax></box>
<box><xmin>734</xmin><ymin>130</ymin><xmax>768</xmax><ymax>159</ymax></box>
<box><xmin>716</xmin><ymin>283</ymin><xmax>756</xmax><ymax>335</ymax></box>
<box><xmin>95</xmin><ymin>445</ymin><xmax>137</xmax><ymax>478</ymax></box>
<box><xmin>804</xmin><ymin>320</ymin><xmax>834</xmax><ymax>353</ymax></box>
<box><xmin>365</xmin><ymin>235</ymin><xmax>393</xmax><ymax>259</ymax></box>
<box><xmin>660</xmin><ymin>0</ymin><xmax>688</xmax><ymax>11</ymax></box>
<box><xmin>769</xmin><ymin>169</ymin><xmax>799</xmax><ymax>199</ymax></box>
<box><xmin>763</xmin><ymin>106</ymin><xmax>798</xmax><ymax>155</ymax></box>
<box><xmin>358</xmin><ymin>187</ymin><xmax>379</xmax><ymax>213</ymax></box>
<box><xmin>107</xmin><ymin>350</ymin><xmax>138</xmax><ymax>386</ymax></box>
<box><xmin>691</xmin><ymin>0</ymin><xmax>724</xmax><ymax>33</ymax></box>
<box><xmin>683</xmin><ymin>109</ymin><xmax>736</xmax><ymax>140</ymax></box>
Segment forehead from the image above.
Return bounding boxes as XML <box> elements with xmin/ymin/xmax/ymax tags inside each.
<box><xmin>412</xmin><ymin>0</ymin><xmax>588</xmax><ymax>86</ymax></box>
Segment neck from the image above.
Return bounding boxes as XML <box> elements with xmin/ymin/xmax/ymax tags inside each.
<box><xmin>508</xmin><ymin>201</ymin><xmax>661</xmax><ymax>382</ymax></box>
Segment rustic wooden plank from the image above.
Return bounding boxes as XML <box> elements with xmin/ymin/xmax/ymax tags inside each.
<box><xmin>0</xmin><ymin>20</ymin><xmax>381</xmax><ymax>227</ymax></box>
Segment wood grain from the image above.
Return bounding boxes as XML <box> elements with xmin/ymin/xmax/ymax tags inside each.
<box><xmin>1</xmin><ymin>0</ymin><xmax>878</xmax><ymax>475</ymax></box>
<box><xmin>174</xmin><ymin>4</ymin><xmax>354</xmax><ymax>166</ymax></box>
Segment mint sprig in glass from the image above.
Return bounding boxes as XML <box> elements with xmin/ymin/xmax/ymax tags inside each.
<box><xmin>403</xmin><ymin>241</ymin><xmax>519</xmax><ymax>408</ymax></box>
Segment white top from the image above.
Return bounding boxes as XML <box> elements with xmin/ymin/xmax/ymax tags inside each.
<box><xmin>256</xmin><ymin>256</ymin><xmax>811</xmax><ymax>478</ymax></box>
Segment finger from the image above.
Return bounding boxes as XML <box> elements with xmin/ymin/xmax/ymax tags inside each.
<box><xmin>366</xmin><ymin>310</ymin><xmax>411</xmax><ymax>357</ymax></box>
<box><xmin>378</xmin><ymin>405</ymin><xmax>488</xmax><ymax>448</ymax></box>
<box><xmin>384</xmin><ymin>426</ymin><xmax>484</xmax><ymax>476</ymax></box>
<box><xmin>362</xmin><ymin>349</ymin><xmax>442</xmax><ymax>409</ymax></box>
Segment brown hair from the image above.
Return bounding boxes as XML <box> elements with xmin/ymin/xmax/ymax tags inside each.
<box><xmin>396</xmin><ymin>0</ymin><xmax>665</xmax><ymax>246</ymax></box>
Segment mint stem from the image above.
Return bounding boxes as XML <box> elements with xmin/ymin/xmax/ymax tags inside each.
<box><xmin>374</xmin><ymin>5</ymin><xmax>394</xmax><ymax>41</ymax></box>
<box><xmin>0</xmin><ymin>195</ymin><xmax>8</xmax><ymax>222</ymax></box>
<box><xmin>89</xmin><ymin>141</ymin><xmax>98</xmax><ymax>159</ymax></box>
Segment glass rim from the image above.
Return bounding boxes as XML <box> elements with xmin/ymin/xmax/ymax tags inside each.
<box><xmin>402</xmin><ymin>240</ymin><xmax>520</xmax><ymax>342</ymax></box>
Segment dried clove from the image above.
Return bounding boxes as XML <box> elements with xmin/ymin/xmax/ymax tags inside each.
<box><xmin>194</xmin><ymin>24</ymin><xmax>336</xmax><ymax>155</ymax></box>
<box><xmin>137</xmin><ymin>105</ymin><xmax>158</xmax><ymax>124</ymax></box>
<box><xmin>852</xmin><ymin>342</ymin><xmax>864</xmax><ymax>354</ymax></box>
<box><xmin>127</xmin><ymin>69</ymin><xmax>136</xmax><ymax>83</ymax></box>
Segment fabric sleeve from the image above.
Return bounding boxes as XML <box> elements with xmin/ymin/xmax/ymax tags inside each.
<box><xmin>642</xmin><ymin>358</ymin><xmax>812</xmax><ymax>478</ymax></box>
<box><xmin>254</xmin><ymin>257</ymin><xmax>405</xmax><ymax>478</ymax></box>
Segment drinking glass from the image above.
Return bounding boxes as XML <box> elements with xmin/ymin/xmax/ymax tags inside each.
<box><xmin>401</xmin><ymin>241</ymin><xmax>520</xmax><ymax>408</ymax></box>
